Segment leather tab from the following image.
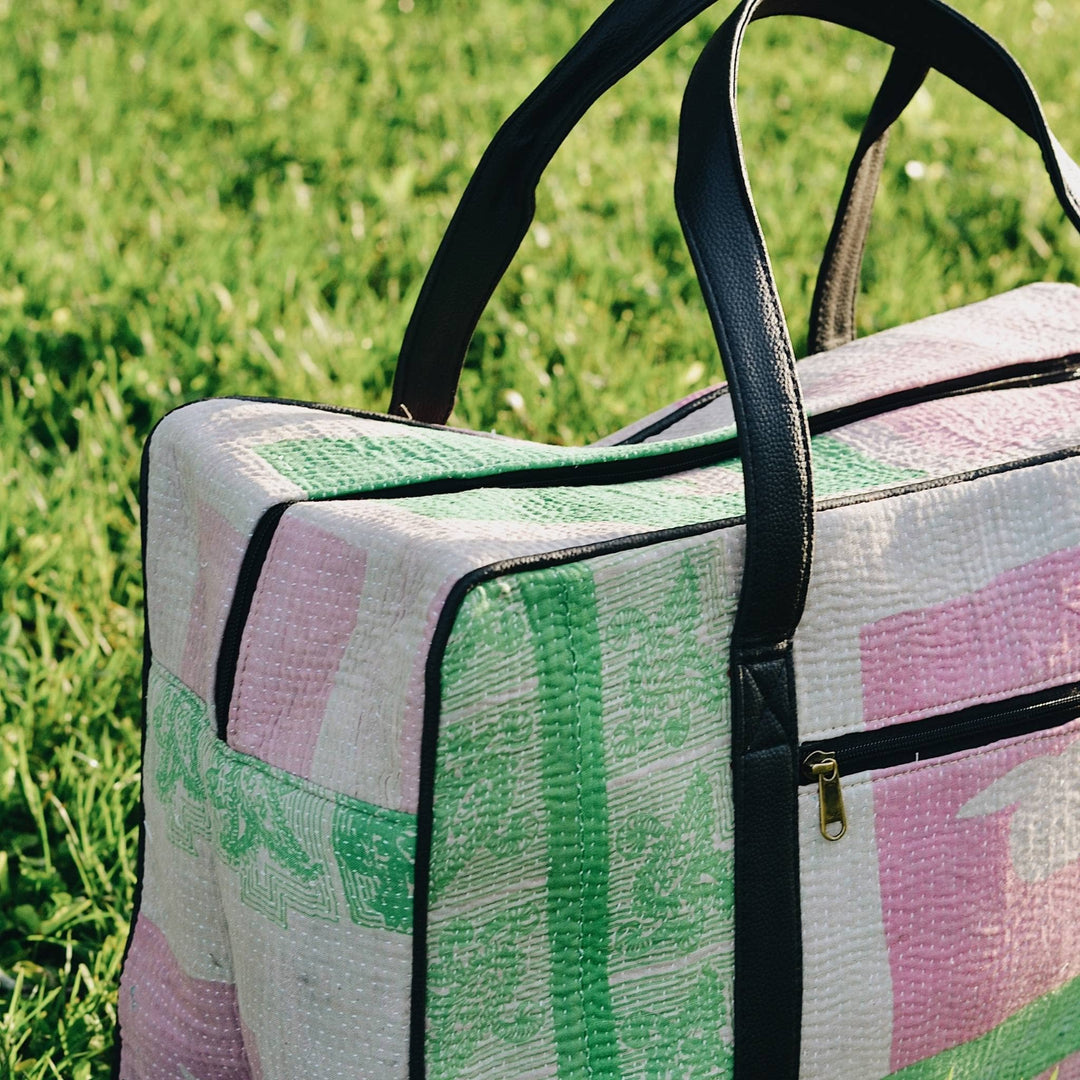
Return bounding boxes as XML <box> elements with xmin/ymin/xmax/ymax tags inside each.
<box><xmin>731</xmin><ymin>650</ymin><xmax>802</xmax><ymax>1080</ymax></box>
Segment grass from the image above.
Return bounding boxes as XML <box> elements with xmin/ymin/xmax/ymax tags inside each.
<box><xmin>1</xmin><ymin>0</ymin><xmax>1078</xmax><ymax>1074</ymax></box>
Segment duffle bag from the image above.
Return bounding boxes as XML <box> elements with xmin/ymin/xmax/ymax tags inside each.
<box><xmin>116</xmin><ymin>0</ymin><xmax>1080</xmax><ymax>1077</ymax></box>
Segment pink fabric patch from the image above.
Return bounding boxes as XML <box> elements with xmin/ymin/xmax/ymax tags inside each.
<box><xmin>228</xmin><ymin>514</ymin><xmax>367</xmax><ymax>777</ymax></box>
<box><xmin>180</xmin><ymin>502</ymin><xmax>249</xmax><ymax>702</ymax></box>
<box><xmin>873</xmin><ymin>723</ymin><xmax>1080</xmax><ymax>1072</ymax></box>
<box><xmin>862</xmin><ymin>546</ymin><xmax>1080</xmax><ymax>726</ymax></box>
<box><xmin>118</xmin><ymin>914</ymin><xmax>258</xmax><ymax>1080</ymax></box>
<box><xmin>835</xmin><ymin>380</ymin><xmax>1080</xmax><ymax>475</ymax></box>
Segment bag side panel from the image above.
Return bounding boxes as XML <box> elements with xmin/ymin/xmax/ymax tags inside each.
<box><xmin>425</xmin><ymin>534</ymin><xmax>740</xmax><ymax>1079</ymax></box>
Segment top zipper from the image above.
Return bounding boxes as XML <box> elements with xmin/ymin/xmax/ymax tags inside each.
<box><xmin>619</xmin><ymin>351</ymin><xmax>1080</xmax><ymax>444</ymax></box>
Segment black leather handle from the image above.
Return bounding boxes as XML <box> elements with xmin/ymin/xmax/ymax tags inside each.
<box><xmin>388</xmin><ymin>0</ymin><xmax>928</xmax><ymax>422</ymax></box>
<box><xmin>390</xmin><ymin>0</ymin><xmax>725</xmax><ymax>424</ymax></box>
<box><xmin>677</xmin><ymin>0</ymin><xmax>1080</xmax><ymax>651</ymax></box>
<box><xmin>807</xmin><ymin>51</ymin><xmax>929</xmax><ymax>354</ymax></box>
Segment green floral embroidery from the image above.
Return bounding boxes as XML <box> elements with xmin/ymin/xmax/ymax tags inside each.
<box><xmin>148</xmin><ymin>670</ymin><xmax>212</xmax><ymax>855</ymax></box>
<box><xmin>427</xmin><ymin>908</ymin><xmax>547</xmax><ymax>1077</ymax></box>
<box><xmin>605</xmin><ymin>552</ymin><xmax>727</xmax><ymax>761</ymax></box>
<box><xmin>432</xmin><ymin>588</ymin><xmax>541</xmax><ymax>904</ymax></box>
<box><xmin>146</xmin><ymin>663</ymin><xmax>415</xmax><ymax>933</ymax></box>
<box><xmin>203</xmin><ymin>754</ymin><xmax>339</xmax><ymax>928</ymax></box>
<box><xmin>612</xmin><ymin>769</ymin><xmax>733</xmax><ymax>965</ymax></box>
<box><xmin>429</xmin><ymin>707</ymin><xmax>542</xmax><ymax>904</ymax></box>
<box><xmin>333</xmin><ymin>802</ymin><xmax>415</xmax><ymax>933</ymax></box>
<box><xmin>619</xmin><ymin>962</ymin><xmax>734</xmax><ymax>1079</ymax></box>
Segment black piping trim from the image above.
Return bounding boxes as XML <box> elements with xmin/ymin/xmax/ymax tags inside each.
<box><xmin>408</xmin><ymin>511</ymin><xmax>744</xmax><ymax>1080</ymax></box>
<box><xmin>816</xmin><ymin>441</ymin><xmax>1080</xmax><ymax>512</ymax></box>
<box><xmin>225</xmin><ymin>394</ymin><xmax>480</xmax><ymax>436</ymax></box>
<box><xmin>615</xmin><ymin>384</ymin><xmax>729</xmax><ymax>443</ymax></box>
<box><xmin>214</xmin><ymin>502</ymin><xmax>295</xmax><ymax>739</ymax></box>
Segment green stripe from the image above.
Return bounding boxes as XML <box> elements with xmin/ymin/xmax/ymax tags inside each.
<box><xmin>520</xmin><ymin>566</ymin><xmax>621</xmax><ymax>1080</ymax></box>
<box><xmin>810</xmin><ymin>435</ymin><xmax>926</xmax><ymax>495</ymax></box>
<box><xmin>148</xmin><ymin>662</ymin><xmax>416</xmax><ymax>933</ymax></box>
<box><xmin>887</xmin><ymin>973</ymin><xmax>1080</xmax><ymax>1079</ymax></box>
<box><xmin>256</xmin><ymin>426</ymin><xmax>738</xmax><ymax>500</ymax></box>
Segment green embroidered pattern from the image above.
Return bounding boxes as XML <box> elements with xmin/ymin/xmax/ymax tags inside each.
<box><xmin>520</xmin><ymin>566</ymin><xmax>620</xmax><ymax>1080</ymax></box>
<box><xmin>427</xmin><ymin>908</ymin><xmax>548</xmax><ymax>1076</ymax></box>
<box><xmin>254</xmin><ymin>426</ymin><xmax>738</xmax><ymax>500</ymax></box>
<box><xmin>428</xmin><ymin>584</ymin><xmax>556</xmax><ymax>1078</ymax></box>
<box><xmin>811</xmin><ymin>434</ymin><xmax>926</xmax><ymax>495</ymax></box>
<box><xmin>147</xmin><ymin>668</ymin><xmax>212</xmax><ymax>856</ymax></box>
<box><xmin>392</xmin><ymin>478</ymin><xmax>743</xmax><ymax>528</ymax></box>
<box><xmin>203</xmin><ymin>755</ymin><xmax>339</xmax><ymax>926</ymax></box>
<box><xmin>616</xmin><ymin>960</ymin><xmax>735</xmax><ymax>1080</ymax></box>
<box><xmin>146</xmin><ymin>662</ymin><xmax>416</xmax><ymax>932</ymax></box>
<box><xmin>885</xmin><ymin>973</ymin><xmax>1080</xmax><ymax>1079</ymax></box>
<box><xmin>604</xmin><ymin>550</ymin><xmax>729</xmax><ymax>762</ymax></box>
<box><xmin>429</xmin><ymin>544</ymin><xmax>737</xmax><ymax>1079</ymax></box>
<box><xmin>333</xmin><ymin>802</ymin><xmax>416</xmax><ymax>933</ymax></box>
<box><xmin>600</xmin><ymin>545</ymin><xmax>736</xmax><ymax>1075</ymax></box>
<box><xmin>610</xmin><ymin>769</ymin><xmax>733</xmax><ymax>965</ymax></box>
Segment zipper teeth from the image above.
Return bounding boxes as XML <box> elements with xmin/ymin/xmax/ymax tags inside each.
<box><xmin>800</xmin><ymin>684</ymin><xmax>1080</xmax><ymax>782</ymax></box>
<box><xmin>618</xmin><ymin>351</ymin><xmax>1080</xmax><ymax>445</ymax></box>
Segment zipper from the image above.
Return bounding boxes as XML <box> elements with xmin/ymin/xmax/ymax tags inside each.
<box><xmin>618</xmin><ymin>351</ymin><xmax>1080</xmax><ymax>444</ymax></box>
<box><xmin>799</xmin><ymin>681</ymin><xmax>1080</xmax><ymax>840</ymax></box>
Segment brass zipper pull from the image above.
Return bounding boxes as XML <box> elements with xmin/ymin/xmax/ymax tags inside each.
<box><xmin>804</xmin><ymin>751</ymin><xmax>848</xmax><ymax>842</ymax></box>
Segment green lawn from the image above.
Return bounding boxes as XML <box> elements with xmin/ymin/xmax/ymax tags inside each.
<box><xmin>2</xmin><ymin>0</ymin><xmax>1078</xmax><ymax>1074</ymax></box>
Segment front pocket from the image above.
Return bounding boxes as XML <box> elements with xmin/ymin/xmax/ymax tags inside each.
<box><xmin>797</xmin><ymin>698</ymin><xmax>1080</xmax><ymax>1080</ymax></box>
<box><xmin>799</xmin><ymin>682</ymin><xmax>1080</xmax><ymax>843</ymax></box>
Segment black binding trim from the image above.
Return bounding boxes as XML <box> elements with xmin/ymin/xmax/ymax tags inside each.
<box><xmin>615</xmin><ymin>351</ymin><xmax>1080</xmax><ymax>446</ymax></box>
<box><xmin>615</xmin><ymin>384</ymin><xmax>730</xmax><ymax>444</ymax></box>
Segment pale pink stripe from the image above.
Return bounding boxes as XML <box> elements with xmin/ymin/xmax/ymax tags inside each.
<box><xmin>874</xmin><ymin>724</ymin><xmax>1080</xmax><ymax>1071</ymax></box>
<box><xmin>118</xmin><ymin>914</ymin><xmax>258</xmax><ymax>1080</ymax></box>
<box><xmin>834</xmin><ymin>380</ymin><xmax>1080</xmax><ymax>475</ymax></box>
<box><xmin>228</xmin><ymin>516</ymin><xmax>367</xmax><ymax>777</ymax></box>
<box><xmin>180</xmin><ymin>502</ymin><xmax>249</xmax><ymax>703</ymax></box>
<box><xmin>862</xmin><ymin>546</ymin><xmax>1080</xmax><ymax>727</ymax></box>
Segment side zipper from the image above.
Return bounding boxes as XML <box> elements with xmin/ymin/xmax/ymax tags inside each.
<box><xmin>799</xmin><ymin>681</ymin><xmax>1080</xmax><ymax>840</ymax></box>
